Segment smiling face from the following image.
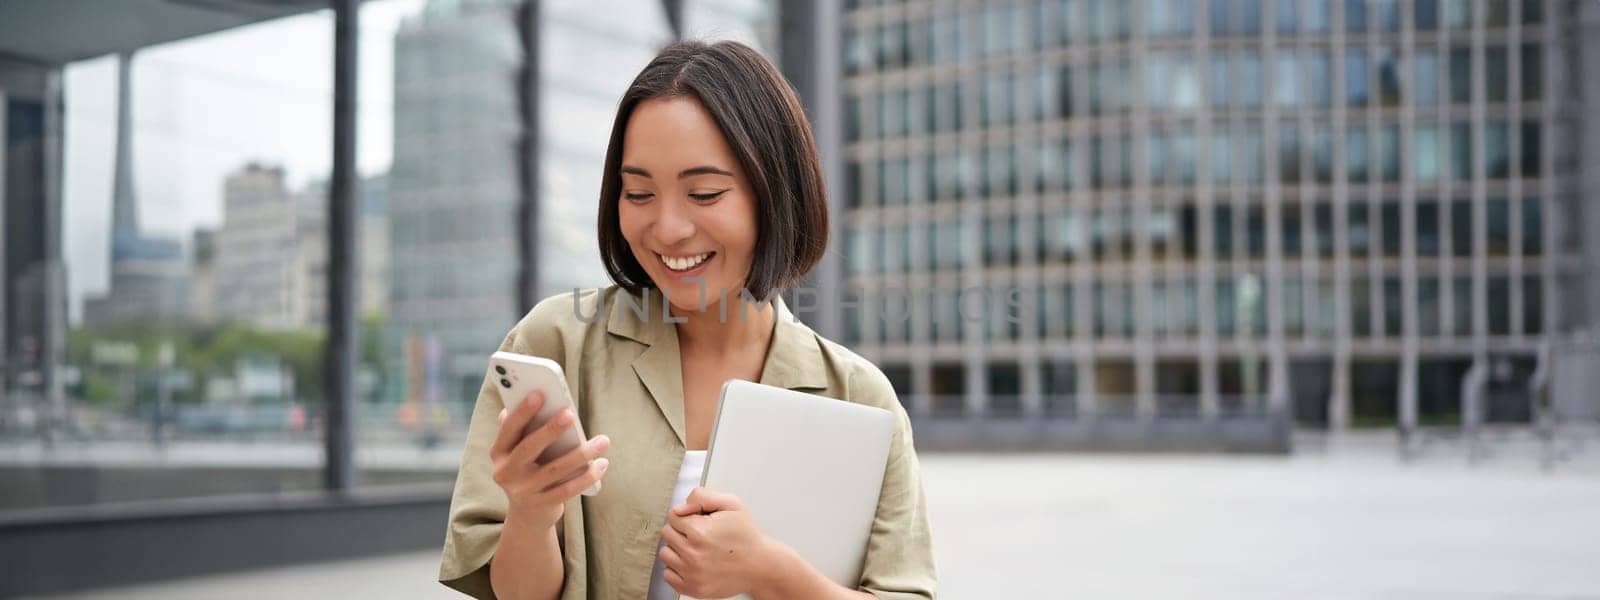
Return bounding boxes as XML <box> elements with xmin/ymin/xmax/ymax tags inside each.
<box><xmin>616</xmin><ymin>95</ymin><xmax>759</xmax><ymax>313</ymax></box>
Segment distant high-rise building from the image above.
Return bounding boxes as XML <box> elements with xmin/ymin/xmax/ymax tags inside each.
<box><xmin>389</xmin><ymin>0</ymin><xmax>710</xmax><ymax>396</ymax></box>
<box><xmin>832</xmin><ymin>0</ymin><xmax>1597</xmax><ymax>439</ymax></box>
<box><xmin>293</xmin><ymin>174</ymin><xmax>390</xmax><ymax>331</ymax></box>
<box><xmin>83</xmin><ymin>52</ymin><xmax>187</xmax><ymax>328</ymax></box>
<box><xmin>216</xmin><ymin>163</ymin><xmax>299</xmax><ymax>330</ymax></box>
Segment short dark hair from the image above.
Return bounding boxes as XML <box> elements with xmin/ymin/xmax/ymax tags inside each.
<box><xmin>596</xmin><ymin>40</ymin><xmax>829</xmax><ymax>302</ymax></box>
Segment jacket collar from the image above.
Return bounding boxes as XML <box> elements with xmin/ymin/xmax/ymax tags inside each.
<box><xmin>606</xmin><ymin>287</ymin><xmax>829</xmax><ymax>447</ymax></box>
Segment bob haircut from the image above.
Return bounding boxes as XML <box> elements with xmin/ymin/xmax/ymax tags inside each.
<box><xmin>596</xmin><ymin>40</ymin><xmax>829</xmax><ymax>302</ymax></box>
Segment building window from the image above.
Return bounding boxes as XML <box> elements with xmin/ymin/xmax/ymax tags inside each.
<box><xmin>1523</xmin><ymin>275</ymin><xmax>1542</xmax><ymax>334</ymax></box>
<box><xmin>1345</xmin><ymin>0</ymin><xmax>1367</xmax><ymax>32</ymax></box>
<box><xmin>1419</xmin><ymin>277</ymin><xmax>1441</xmax><ymax>336</ymax></box>
<box><xmin>1451</xmin><ymin>199</ymin><xmax>1472</xmax><ymax>258</ymax></box>
<box><xmin>1521</xmin><ymin>196</ymin><xmax>1542</xmax><ymax>256</ymax></box>
<box><xmin>1346</xmin><ymin>49</ymin><xmax>1370</xmax><ymax>107</ymax></box>
<box><xmin>1347</xmin><ymin>124</ymin><xmax>1369</xmax><ymax>183</ymax></box>
<box><xmin>1488</xmin><ymin>276</ymin><xmax>1511</xmax><ymax>335</ymax></box>
<box><xmin>1449</xmin><ymin>47</ymin><xmax>1471</xmax><ymax>104</ymax></box>
<box><xmin>1487</xmin><ymin>46</ymin><xmax>1509</xmax><ymax>104</ymax></box>
<box><xmin>1453</xmin><ymin>275</ymin><xmax>1473</xmax><ymax>335</ymax></box>
<box><xmin>1450</xmin><ymin>121</ymin><xmax>1472</xmax><ymax>180</ymax></box>
<box><xmin>1381</xmin><ymin>202</ymin><xmax>1401</xmax><ymax>258</ymax></box>
<box><xmin>1521</xmin><ymin>120</ymin><xmax>1541</xmax><ymax>178</ymax></box>
<box><xmin>1487</xmin><ymin>197</ymin><xmax>1510</xmax><ymax>256</ymax></box>
<box><xmin>1349</xmin><ymin>203</ymin><xmax>1371</xmax><ymax>255</ymax></box>
<box><xmin>1521</xmin><ymin>44</ymin><xmax>1543</xmax><ymax>101</ymax></box>
<box><xmin>1418</xmin><ymin>201</ymin><xmax>1441</xmax><ymax>256</ymax></box>
<box><xmin>1416</xmin><ymin>124</ymin><xmax>1441</xmax><ymax>181</ymax></box>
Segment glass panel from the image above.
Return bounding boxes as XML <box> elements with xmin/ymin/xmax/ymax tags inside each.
<box><xmin>1419</xmin><ymin>277</ymin><xmax>1441</xmax><ymax>336</ymax></box>
<box><xmin>1377</xmin><ymin>0</ymin><xmax>1401</xmax><ymax>30</ymax></box>
<box><xmin>1449</xmin><ymin>47</ymin><xmax>1471</xmax><ymax>104</ymax></box>
<box><xmin>1451</xmin><ymin>199</ymin><xmax>1473</xmax><ymax>258</ymax></box>
<box><xmin>1417</xmin><ymin>0</ymin><xmax>1440</xmax><ymax>29</ymax></box>
<box><xmin>1488</xmin><ymin>276</ymin><xmax>1510</xmax><ymax>335</ymax></box>
<box><xmin>1349</xmin><ymin>203</ymin><xmax>1371</xmax><ymax>254</ymax></box>
<box><xmin>1377</xmin><ymin>47</ymin><xmax>1402</xmax><ymax>106</ymax></box>
<box><xmin>1309</xmin><ymin>49</ymin><xmax>1332</xmax><ymax>107</ymax></box>
<box><xmin>1346</xmin><ymin>49</ymin><xmax>1369</xmax><ymax>107</ymax></box>
<box><xmin>1521</xmin><ymin>196</ymin><xmax>1542</xmax><ymax>256</ymax></box>
<box><xmin>1384</xmin><ymin>277</ymin><xmax>1402</xmax><ymax>337</ymax></box>
<box><xmin>1415</xmin><ymin>51</ymin><xmax>1439</xmax><ymax>105</ymax></box>
<box><xmin>1345</xmin><ymin>0</ymin><xmax>1367</xmax><ymax>32</ymax></box>
<box><xmin>1241</xmin><ymin>0</ymin><xmax>1262</xmax><ymax>33</ymax></box>
<box><xmin>1347</xmin><ymin>124</ymin><xmax>1369</xmax><ymax>182</ymax></box>
<box><xmin>1351</xmin><ymin>277</ymin><xmax>1372</xmax><ymax>336</ymax></box>
<box><xmin>1381</xmin><ymin>124</ymin><xmax>1401</xmax><ymax>182</ymax></box>
<box><xmin>1306</xmin><ymin>0</ymin><xmax>1332</xmax><ymax>31</ymax></box>
<box><xmin>1486</xmin><ymin>46</ymin><xmax>1508</xmax><ymax>103</ymax></box>
<box><xmin>1450</xmin><ymin>121</ymin><xmax>1472</xmax><ymax>180</ymax></box>
<box><xmin>1237</xmin><ymin>50</ymin><xmax>1263</xmax><ymax>108</ymax></box>
<box><xmin>1313</xmin><ymin>124</ymin><xmax>1334</xmax><ymax>182</ymax></box>
<box><xmin>1209</xmin><ymin>0</ymin><xmax>1231</xmax><ymax>35</ymax></box>
<box><xmin>1521</xmin><ymin>120</ymin><xmax>1541</xmax><ymax>178</ymax></box>
<box><xmin>1521</xmin><ymin>44</ymin><xmax>1542</xmax><ymax>101</ymax></box>
<box><xmin>1382</xmin><ymin>202</ymin><xmax>1401</xmax><ymax>258</ymax></box>
<box><xmin>1453</xmin><ymin>276</ymin><xmax>1474</xmax><ymax>335</ymax></box>
<box><xmin>1523</xmin><ymin>275</ymin><xmax>1542</xmax><ymax>334</ymax></box>
<box><xmin>1274</xmin><ymin>53</ymin><xmax>1299</xmax><ymax>108</ymax></box>
<box><xmin>1445</xmin><ymin>0</ymin><xmax>1472</xmax><ymax>29</ymax></box>
<box><xmin>1487</xmin><ymin>197</ymin><xmax>1510</xmax><ymax>256</ymax></box>
<box><xmin>1485</xmin><ymin>121</ymin><xmax>1510</xmax><ymax>179</ymax></box>
<box><xmin>1276</xmin><ymin>0</ymin><xmax>1298</xmax><ymax>33</ymax></box>
<box><xmin>1416</xmin><ymin>124</ymin><xmax>1441</xmax><ymax>181</ymax></box>
<box><xmin>1417</xmin><ymin>201</ymin><xmax>1441</xmax><ymax>256</ymax></box>
<box><xmin>1242</xmin><ymin>125</ymin><xmax>1264</xmax><ymax>183</ymax></box>
<box><xmin>1214</xmin><ymin>204</ymin><xmax>1235</xmax><ymax>258</ymax></box>
<box><xmin>1279</xmin><ymin>123</ymin><xmax>1301</xmax><ymax>183</ymax></box>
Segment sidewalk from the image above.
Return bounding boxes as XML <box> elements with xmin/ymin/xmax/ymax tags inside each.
<box><xmin>37</xmin><ymin>435</ymin><xmax>1600</xmax><ymax>599</ymax></box>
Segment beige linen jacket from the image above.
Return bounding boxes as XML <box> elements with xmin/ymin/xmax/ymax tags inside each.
<box><xmin>438</xmin><ymin>285</ymin><xmax>937</xmax><ymax>599</ymax></box>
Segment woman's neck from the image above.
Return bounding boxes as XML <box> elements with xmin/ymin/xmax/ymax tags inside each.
<box><xmin>670</xmin><ymin>295</ymin><xmax>776</xmax><ymax>357</ymax></box>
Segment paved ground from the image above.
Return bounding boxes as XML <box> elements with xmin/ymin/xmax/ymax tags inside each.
<box><xmin>37</xmin><ymin>431</ymin><xmax>1600</xmax><ymax>599</ymax></box>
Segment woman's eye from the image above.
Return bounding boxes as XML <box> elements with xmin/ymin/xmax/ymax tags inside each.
<box><xmin>624</xmin><ymin>192</ymin><xmax>654</xmax><ymax>203</ymax></box>
<box><xmin>689</xmin><ymin>191</ymin><xmax>727</xmax><ymax>202</ymax></box>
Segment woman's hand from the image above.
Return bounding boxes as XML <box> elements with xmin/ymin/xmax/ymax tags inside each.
<box><xmin>658</xmin><ymin>488</ymin><xmax>783</xmax><ymax>598</ymax></box>
<box><xmin>489</xmin><ymin>391</ymin><xmax>611</xmax><ymax>532</ymax></box>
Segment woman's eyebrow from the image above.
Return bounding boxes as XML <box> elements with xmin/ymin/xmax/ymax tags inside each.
<box><xmin>619</xmin><ymin>165</ymin><xmax>734</xmax><ymax>179</ymax></box>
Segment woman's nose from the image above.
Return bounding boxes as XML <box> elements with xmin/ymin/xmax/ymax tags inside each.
<box><xmin>653</xmin><ymin>197</ymin><xmax>696</xmax><ymax>245</ymax></box>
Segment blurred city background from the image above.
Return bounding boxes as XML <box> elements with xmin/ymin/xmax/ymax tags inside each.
<box><xmin>1</xmin><ymin>0</ymin><xmax>1598</xmax><ymax>597</ymax></box>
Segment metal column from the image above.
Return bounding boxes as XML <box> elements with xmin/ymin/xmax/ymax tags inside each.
<box><xmin>324</xmin><ymin>0</ymin><xmax>360</xmax><ymax>492</ymax></box>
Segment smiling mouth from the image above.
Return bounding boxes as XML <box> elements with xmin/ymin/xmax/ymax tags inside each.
<box><xmin>657</xmin><ymin>251</ymin><xmax>715</xmax><ymax>272</ymax></box>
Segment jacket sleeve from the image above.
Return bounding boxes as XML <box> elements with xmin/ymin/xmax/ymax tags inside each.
<box><xmin>850</xmin><ymin>365</ymin><xmax>939</xmax><ymax>600</ymax></box>
<box><xmin>437</xmin><ymin>293</ymin><xmax>588</xmax><ymax>599</ymax></box>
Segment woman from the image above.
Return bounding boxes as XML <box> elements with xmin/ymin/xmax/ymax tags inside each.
<box><xmin>438</xmin><ymin>40</ymin><xmax>937</xmax><ymax>600</ymax></box>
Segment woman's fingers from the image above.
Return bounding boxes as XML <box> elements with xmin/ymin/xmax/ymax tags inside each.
<box><xmin>507</xmin><ymin>406</ymin><xmax>576</xmax><ymax>467</ymax></box>
<box><xmin>489</xmin><ymin>391</ymin><xmax>543</xmax><ymax>459</ymax></box>
<box><xmin>533</xmin><ymin>434</ymin><xmax>611</xmax><ymax>482</ymax></box>
<box><xmin>539</xmin><ymin>456</ymin><xmax>609</xmax><ymax>499</ymax></box>
<box><xmin>658</xmin><ymin>544</ymin><xmax>684</xmax><ymax>570</ymax></box>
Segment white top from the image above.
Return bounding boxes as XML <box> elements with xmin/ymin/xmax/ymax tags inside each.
<box><xmin>647</xmin><ymin>450</ymin><xmax>707</xmax><ymax>600</ymax></box>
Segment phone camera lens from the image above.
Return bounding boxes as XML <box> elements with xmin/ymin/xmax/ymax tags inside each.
<box><xmin>494</xmin><ymin>365</ymin><xmax>506</xmax><ymax>375</ymax></box>
<box><xmin>499</xmin><ymin>378</ymin><xmax>512</xmax><ymax>388</ymax></box>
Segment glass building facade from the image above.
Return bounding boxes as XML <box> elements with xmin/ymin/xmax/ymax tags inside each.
<box><xmin>836</xmin><ymin>0</ymin><xmax>1587</xmax><ymax>431</ymax></box>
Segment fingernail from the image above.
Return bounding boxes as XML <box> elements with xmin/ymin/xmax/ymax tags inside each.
<box><xmin>593</xmin><ymin>436</ymin><xmax>611</xmax><ymax>451</ymax></box>
<box><xmin>596</xmin><ymin>458</ymin><xmax>610</xmax><ymax>473</ymax></box>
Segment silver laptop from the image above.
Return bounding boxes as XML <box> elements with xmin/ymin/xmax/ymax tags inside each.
<box><xmin>681</xmin><ymin>379</ymin><xmax>897</xmax><ymax>600</ymax></box>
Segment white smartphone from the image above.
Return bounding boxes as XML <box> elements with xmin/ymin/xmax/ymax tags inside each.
<box><xmin>489</xmin><ymin>351</ymin><xmax>601</xmax><ymax>496</ymax></box>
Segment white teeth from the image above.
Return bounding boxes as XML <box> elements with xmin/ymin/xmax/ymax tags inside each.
<box><xmin>661</xmin><ymin>252</ymin><xmax>711</xmax><ymax>271</ymax></box>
